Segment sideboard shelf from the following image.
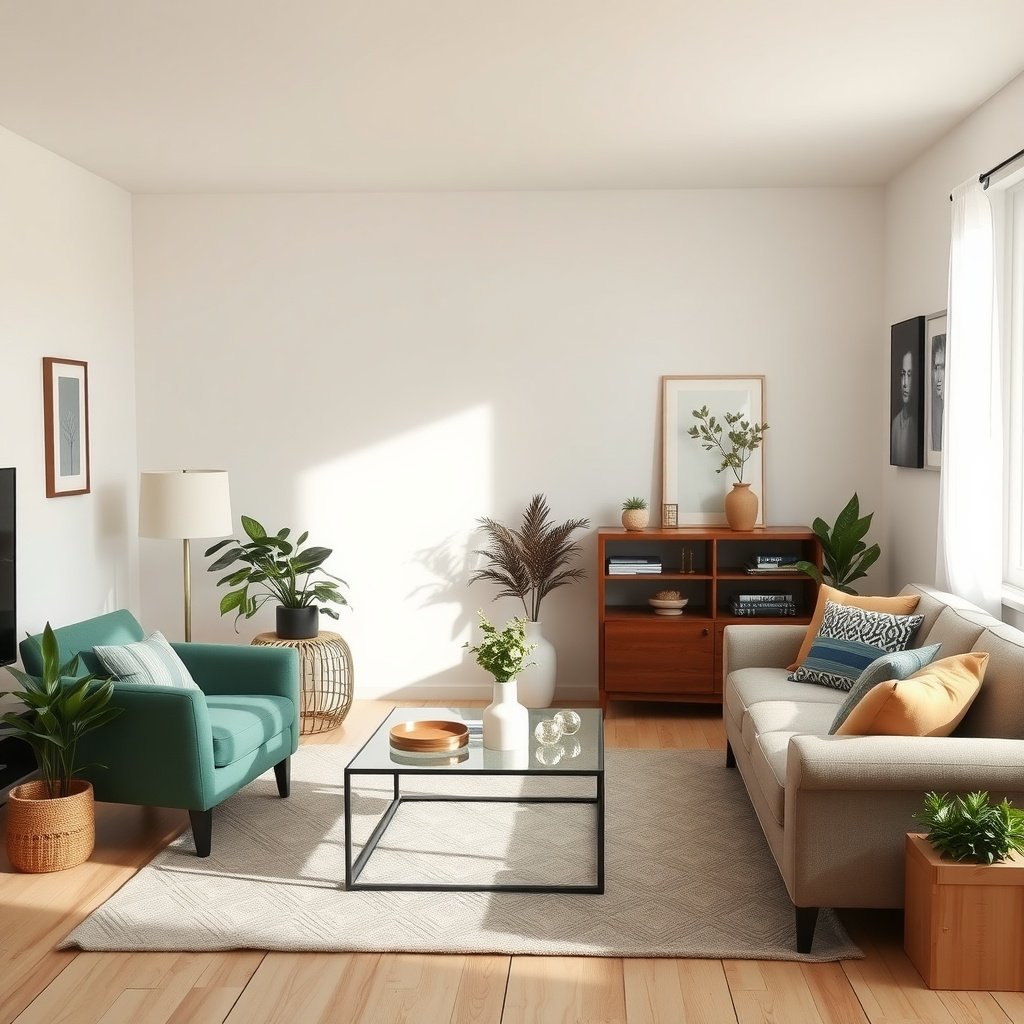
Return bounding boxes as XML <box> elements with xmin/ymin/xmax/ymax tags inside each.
<box><xmin>598</xmin><ymin>526</ymin><xmax>822</xmax><ymax>709</ymax></box>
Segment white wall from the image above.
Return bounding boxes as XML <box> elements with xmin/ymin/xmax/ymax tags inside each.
<box><xmin>882</xmin><ymin>72</ymin><xmax>1024</xmax><ymax>596</ymax></box>
<box><xmin>132</xmin><ymin>189</ymin><xmax>883</xmax><ymax>698</ymax></box>
<box><xmin>0</xmin><ymin>126</ymin><xmax>138</xmax><ymax>662</ymax></box>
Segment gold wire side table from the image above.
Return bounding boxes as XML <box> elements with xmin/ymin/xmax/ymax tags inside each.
<box><xmin>251</xmin><ymin>630</ymin><xmax>354</xmax><ymax>734</ymax></box>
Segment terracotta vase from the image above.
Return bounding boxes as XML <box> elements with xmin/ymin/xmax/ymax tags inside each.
<box><xmin>724</xmin><ymin>483</ymin><xmax>758</xmax><ymax>531</ymax></box>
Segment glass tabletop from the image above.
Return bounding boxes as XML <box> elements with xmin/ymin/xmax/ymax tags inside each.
<box><xmin>347</xmin><ymin>707</ymin><xmax>604</xmax><ymax>775</ymax></box>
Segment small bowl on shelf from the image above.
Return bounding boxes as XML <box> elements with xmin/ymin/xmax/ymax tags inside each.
<box><xmin>648</xmin><ymin>596</ymin><xmax>688</xmax><ymax>616</ymax></box>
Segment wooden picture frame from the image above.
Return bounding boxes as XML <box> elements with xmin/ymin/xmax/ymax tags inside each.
<box><xmin>43</xmin><ymin>357</ymin><xmax>90</xmax><ymax>497</ymax></box>
<box><xmin>889</xmin><ymin>317</ymin><xmax>925</xmax><ymax>469</ymax></box>
<box><xmin>661</xmin><ymin>375</ymin><xmax>766</xmax><ymax>526</ymax></box>
<box><xmin>924</xmin><ymin>310</ymin><xmax>947</xmax><ymax>471</ymax></box>
<box><xmin>661</xmin><ymin>503</ymin><xmax>678</xmax><ymax>528</ymax></box>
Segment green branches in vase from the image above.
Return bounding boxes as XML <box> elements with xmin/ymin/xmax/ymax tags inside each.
<box><xmin>463</xmin><ymin>612</ymin><xmax>537</xmax><ymax>683</ymax></box>
<box><xmin>687</xmin><ymin>406</ymin><xmax>768</xmax><ymax>485</ymax></box>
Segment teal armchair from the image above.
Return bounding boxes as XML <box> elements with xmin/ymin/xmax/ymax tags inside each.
<box><xmin>19</xmin><ymin>610</ymin><xmax>300</xmax><ymax>857</ymax></box>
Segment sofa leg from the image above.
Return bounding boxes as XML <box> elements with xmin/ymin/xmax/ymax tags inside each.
<box><xmin>189</xmin><ymin>809</ymin><xmax>212</xmax><ymax>858</ymax></box>
<box><xmin>795</xmin><ymin>905</ymin><xmax>819</xmax><ymax>953</ymax></box>
<box><xmin>725</xmin><ymin>741</ymin><xmax>736</xmax><ymax>769</ymax></box>
<box><xmin>274</xmin><ymin>757</ymin><xmax>291</xmax><ymax>798</ymax></box>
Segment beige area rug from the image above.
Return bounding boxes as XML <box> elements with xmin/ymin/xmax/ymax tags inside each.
<box><xmin>61</xmin><ymin>747</ymin><xmax>861</xmax><ymax>961</ymax></box>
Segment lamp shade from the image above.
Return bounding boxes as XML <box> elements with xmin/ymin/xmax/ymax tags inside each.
<box><xmin>139</xmin><ymin>470</ymin><xmax>232</xmax><ymax>539</ymax></box>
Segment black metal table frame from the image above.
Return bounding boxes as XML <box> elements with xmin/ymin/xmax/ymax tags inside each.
<box><xmin>344</xmin><ymin>760</ymin><xmax>605</xmax><ymax>894</ymax></box>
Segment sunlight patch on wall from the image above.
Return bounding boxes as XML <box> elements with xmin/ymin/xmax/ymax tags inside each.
<box><xmin>298</xmin><ymin>405</ymin><xmax>492</xmax><ymax>692</ymax></box>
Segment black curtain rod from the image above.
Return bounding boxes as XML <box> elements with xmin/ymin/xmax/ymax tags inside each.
<box><xmin>948</xmin><ymin>145</ymin><xmax>1024</xmax><ymax>201</ymax></box>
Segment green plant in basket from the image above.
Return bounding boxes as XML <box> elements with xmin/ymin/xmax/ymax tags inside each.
<box><xmin>463</xmin><ymin>612</ymin><xmax>537</xmax><ymax>683</ymax></box>
<box><xmin>915</xmin><ymin>791</ymin><xmax>1024</xmax><ymax>864</ymax></box>
<box><xmin>2</xmin><ymin>624</ymin><xmax>121</xmax><ymax>798</ymax></box>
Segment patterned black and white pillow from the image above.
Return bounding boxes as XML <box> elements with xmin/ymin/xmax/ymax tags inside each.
<box><xmin>789</xmin><ymin>600</ymin><xmax>925</xmax><ymax>691</ymax></box>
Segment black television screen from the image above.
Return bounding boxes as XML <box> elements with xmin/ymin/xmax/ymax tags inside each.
<box><xmin>0</xmin><ymin>468</ymin><xmax>14</xmax><ymax>667</ymax></box>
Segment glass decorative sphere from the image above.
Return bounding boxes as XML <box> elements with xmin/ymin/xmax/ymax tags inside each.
<box><xmin>561</xmin><ymin>737</ymin><xmax>582</xmax><ymax>760</ymax></box>
<box><xmin>553</xmin><ymin>709</ymin><xmax>581</xmax><ymax>736</ymax></box>
<box><xmin>534</xmin><ymin>718</ymin><xmax>563</xmax><ymax>745</ymax></box>
<box><xmin>535</xmin><ymin>743</ymin><xmax>564</xmax><ymax>766</ymax></box>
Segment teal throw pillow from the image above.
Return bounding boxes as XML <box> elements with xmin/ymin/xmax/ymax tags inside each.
<box><xmin>789</xmin><ymin>600</ymin><xmax>925</xmax><ymax>691</ymax></box>
<box><xmin>93</xmin><ymin>631</ymin><xmax>200</xmax><ymax>690</ymax></box>
<box><xmin>828</xmin><ymin>643</ymin><xmax>942</xmax><ymax>734</ymax></box>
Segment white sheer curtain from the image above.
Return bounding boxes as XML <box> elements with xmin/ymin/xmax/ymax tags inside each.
<box><xmin>936</xmin><ymin>179</ymin><xmax>1003</xmax><ymax>614</ymax></box>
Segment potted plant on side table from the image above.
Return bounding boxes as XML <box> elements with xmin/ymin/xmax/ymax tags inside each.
<box><xmin>464</xmin><ymin>612</ymin><xmax>537</xmax><ymax>751</ymax></box>
<box><xmin>2</xmin><ymin>624</ymin><xmax>121</xmax><ymax>872</ymax></box>
<box><xmin>206</xmin><ymin>515</ymin><xmax>349</xmax><ymax>639</ymax></box>
<box><xmin>469</xmin><ymin>494</ymin><xmax>589</xmax><ymax>708</ymax></box>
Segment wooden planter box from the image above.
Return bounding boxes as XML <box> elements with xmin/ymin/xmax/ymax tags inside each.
<box><xmin>905</xmin><ymin>833</ymin><xmax>1024</xmax><ymax>990</ymax></box>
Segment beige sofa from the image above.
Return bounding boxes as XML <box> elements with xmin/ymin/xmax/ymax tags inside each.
<box><xmin>723</xmin><ymin>583</ymin><xmax>1024</xmax><ymax>952</ymax></box>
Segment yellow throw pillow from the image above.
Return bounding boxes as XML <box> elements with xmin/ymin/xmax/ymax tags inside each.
<box><xmin>788</xmin><ymin>585</ymin><xmax>921</xmax><ymax>671</ymax></box>
<box><xmin>835</xmin><ymin>652</ymin><xmax>988</xmax><ymax>737</ymax></box>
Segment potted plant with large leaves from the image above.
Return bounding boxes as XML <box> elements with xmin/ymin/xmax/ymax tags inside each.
<box><xmin>2</xmin><ymin>624</ymin><xmax>121</xmax><ymax>872</ymax></box>
<box><xmin>469</xmin><ymin>494</ymin><xmax>589</xmax><ymax>708</ymax></box>
<box><xmin>794</xmin><ymin>493</ymin><xmax>880</xmax><ymax>595</ymax></box>
<box><xmin>205</xmin><ymin>515</ymin><xmax>349</xmax><ymax>640</ymax></box>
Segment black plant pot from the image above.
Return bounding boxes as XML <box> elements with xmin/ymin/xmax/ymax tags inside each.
<box><xmin>276</xmin><ymin>605</ymin><xmax>319</xmax><ymax>640</ymax></box>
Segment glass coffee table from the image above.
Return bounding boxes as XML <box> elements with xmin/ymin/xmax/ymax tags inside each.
<box><xmin>344</xmin><ymin>706</ymin><xmax>605</xmax><ymax>893</ymax></box>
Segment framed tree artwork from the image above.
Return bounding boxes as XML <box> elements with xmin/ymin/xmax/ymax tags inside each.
<box><xmin>889</xmin><ymin>317</ymin><xmax>925</xmax><ymax>469</ymax></box>
<box><xmin>43</xmin><ymin>357</ymin><xmax>91</xmax><ymax>497</ymax></box>
<box><xmin>924</xmin><ymin>310</ymin><xmax>947</xmax><ymax>470</ymax></box>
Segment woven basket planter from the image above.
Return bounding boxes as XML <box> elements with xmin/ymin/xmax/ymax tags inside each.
<box><xmin>6</xmin><ymin>779</ymin><xmax>95</xmax><ymax>873</ymax></box>
<box><xmin>621</xmin><ymin>508</ymin><xmax>649</xmax><ymax>531</ymax></box>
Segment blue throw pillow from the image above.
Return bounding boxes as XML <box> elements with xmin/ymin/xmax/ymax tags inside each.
<box><xmin>828</xmin><ymin>643</ymin><xmax>942</xmax><ymax>733</ymax></box>
<box><xmin>789</xmin><ymin>600</ymin><xmax>925</xmax><ymax>691</ymax></box>
<box><xmin>93</xmin><ymin>631</ymin><xmax>200</xmax><ymax>690</ymax></box>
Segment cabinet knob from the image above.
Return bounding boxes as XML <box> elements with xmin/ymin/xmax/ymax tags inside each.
<box><xmin>702</xmin><ymin>628</ymin><xmax>709</xmax><ymax>637</ymax></box>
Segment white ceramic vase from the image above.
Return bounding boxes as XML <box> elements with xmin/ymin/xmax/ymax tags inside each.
<box><xmin>483</xmin><ymin>679</ymin><xmax>529</xmax><ymax>750</ymax></box>
<box><xmin>516</xmin><ymin>620</ymin><xmax>556</xmax><ymax>708</ymax></box>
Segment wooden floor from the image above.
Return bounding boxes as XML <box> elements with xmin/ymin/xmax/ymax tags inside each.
<box><xmin>1</xmin><ymin>699</ymin><xmax>1021</xmax><ymax>1024</ymax></box>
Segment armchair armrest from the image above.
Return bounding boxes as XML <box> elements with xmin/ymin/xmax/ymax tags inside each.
<box><xmin>788</xmin><ymin>734</ymin><xmax>1024</xmax><ymax>793</ymax></box>
<box><xmin>171</xmin><ymin>643</ymin><xmax>299</xmax><ymax>704</ymax></box>
<box><xmin>77</xmin><ymin>681</ymin><xmax>216</xmax><ymax>810</ymax></box>
<box><xmin>723</xmin><ymin>623</ymin><xmax>807</xmax><ymax>676</ymax></box>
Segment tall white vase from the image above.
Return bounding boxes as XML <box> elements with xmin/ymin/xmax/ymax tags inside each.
<box><xmin>483</xmin><ymin>679</ymin><xmax>529</xmax><ymax>750</ymax></box>
<box><xmin>517</xmin><ymin>620</ymin><xmax>556</xmax><ymax>708</ymax></box>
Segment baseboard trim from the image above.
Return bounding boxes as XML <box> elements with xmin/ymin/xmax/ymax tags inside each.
<box><xmin>354</xmin><ymin>682</ymin><xmax>599</xmax><ymax>703</ymax></box>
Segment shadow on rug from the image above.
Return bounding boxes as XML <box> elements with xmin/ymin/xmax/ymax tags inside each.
<box><xmin>61</xmin><ymin>747</ymin><xmax>861</xmax><ymax>961</ymax></box>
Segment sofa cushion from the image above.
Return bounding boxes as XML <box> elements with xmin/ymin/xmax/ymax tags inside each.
<box><xmin>960</xmin><ymin>626</ymin><xmax>1024</xmax><ymax>738</ymax></box>
<box><xmin>93</xmin><ymin>631</ymin><xmax>200</xmax><ymax>690</ymax></box>
<box><xmin>790</xmin><ymin>602</ymin><xmax>924</xmax><ymax>690</ymax></box>
<box><xmin>919</xmin><ymin>604</ymin><xmax>992</xmax><ymax>657</ymax></box>
<box><xmin>788</xmin><ymin>585</ymin><xmax>922</xmax><ymax>671</ymax></box>
<box><xmin>743</xmin><ymin>700</ymin><xmax>838</xmax><ymax>754</ymax></box>
<box><xmin>829</xmin><ymin>643</ymin><xmax>942</xmax><ymax>734</ymax></box>
<box><xmin>725</xmin><ymin>668</ymin><xmax>845</xmax><ymax>736</ymax></box>
<box><xmin>836</xmin><ymin>652</ymin><xmax>987</xmax><ymax>737</ymax></box>
<box><xmin>205</xmin><ymin>694</ymin><xmax>295</xmax><ymax>768</ymax></box>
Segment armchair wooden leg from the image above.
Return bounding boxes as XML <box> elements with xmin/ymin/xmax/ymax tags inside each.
<box><xmin>189</xmin><ymin>809</ymin><xmax>213</xmax><ymax>858</ymax></box>
<box><xmin>795</xmin><ymin>905</ymin><xmax>819</xmax><ymax>953</ymax></box>
<box><xmin>274</xmin><ymin>757</ymin><xmax>291</xmax><ymax>798</ymax></box>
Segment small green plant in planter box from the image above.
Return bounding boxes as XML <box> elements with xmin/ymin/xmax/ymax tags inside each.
<box><xmin>915</xmin><ymin>790</ymin><xmax>1024</xmax><ymax>864</ymax></box>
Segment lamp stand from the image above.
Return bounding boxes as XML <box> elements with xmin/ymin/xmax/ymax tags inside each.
<box><xmin>182</xmin><ymin>537</ymin><xmax>193</xmax><ymax>643</ymax></box>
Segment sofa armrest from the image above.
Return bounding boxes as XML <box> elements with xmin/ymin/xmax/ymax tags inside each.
<box><xmin>788</xmin><ymin>733</ymin><xmax>1024</xmax><ymax>793</ymax></box>
<box><xmin>77</xmin><ymin>681</ymin><xmax>215</xmax><ymax>809</ymax></box>
<box><xmin>723</xmin><ymin>623</ymin><xmax>806</xmax><ymax>676</ymax></box>
<box><xmin>171</xmin><ymin>643</ymin><xmax>299</xmax><ymax>704</ymax></box>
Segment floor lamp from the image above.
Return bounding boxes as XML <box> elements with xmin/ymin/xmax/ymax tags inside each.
<box><xmin>139</xmin><ymin>470</ymin><xmax>233</xmax><ymax>642</ymax></box>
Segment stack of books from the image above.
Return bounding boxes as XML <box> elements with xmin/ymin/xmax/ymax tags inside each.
<box><xmin>745</xmin><ymin>553</ymin><xmax>801</xmax><ymax>574</ymax></box>
<box><xmin>729</xmin><ymin>593</ymin><xmax>797</xmax><ymax>616</ymax></box>
<box><xmin>606</xmin><ymin>555</ymin><xmax>662</xmax><ymax>575</ymax></box>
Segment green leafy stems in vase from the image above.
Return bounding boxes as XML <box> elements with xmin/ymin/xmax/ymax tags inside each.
<box><xmin>687</xmin><ymin>406</ymin><xmax>768</xmax><ymax>484</ymax></box>
<box><xmin>2</xmin><ymin>624</ymin><xmax>122</xmax><ymax>798</ymax></box>
<box><xmin>463</xmin><ymin>611</ymin><xmax>537</xmax><ymax>682</ymax></box>
<box><xmin>205</xmin><ymin>515</ymin><xmax>349</xmax><ymax>630</ymax></box>
<box><xmin>915</xmin><ymin>790</ymin><xmax>1024</xmax><ymax>864</ymax></box>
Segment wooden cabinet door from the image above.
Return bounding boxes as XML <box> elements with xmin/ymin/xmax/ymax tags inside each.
<box><xmin>604</xmin><ymin>619</ymin><xmax>714</xmax><ymax>694</ymax></box>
